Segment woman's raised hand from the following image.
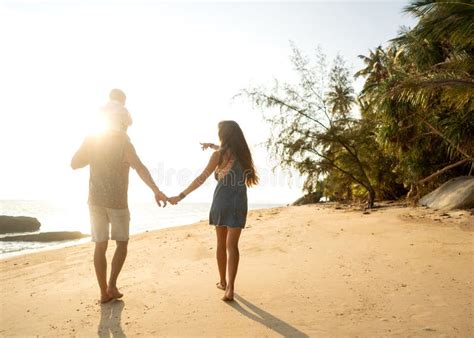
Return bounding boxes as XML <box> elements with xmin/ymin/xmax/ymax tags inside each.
<box><xmin>200</xmin><ymin>142</ymin><xmax>219</xmax><ymax>151</ymax></box>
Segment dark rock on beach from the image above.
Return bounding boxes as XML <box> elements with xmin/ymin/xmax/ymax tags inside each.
<box><xmin>0</xmin><ymin>231</ymin><xmax>89</xmax><ymax>242</ymax></box>
<box><xmin>0</xmin><ymin>216</ymin><xmax>41</xmax><ymax>234</ymax></box>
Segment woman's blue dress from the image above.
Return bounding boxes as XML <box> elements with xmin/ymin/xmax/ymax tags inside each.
<box><xmin>209</xmin><ymin>161</ymin><xmax>248</xmax><ymax>228</ymax></box>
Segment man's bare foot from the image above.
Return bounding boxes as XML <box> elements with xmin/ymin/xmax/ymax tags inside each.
<box><xmin>222</xmin><ymin>295</ymin><xmax>234</xmax><ymax>302</ymax></box>
<box><xmin>222</xmin><ymin>287</ymin><xmax>234</xmax><ymax>301</ymax></box>
<box><xmin>100</xmin><ymin>294</ymin><xmax>114</xmax><ymax>304</ymax></box>
<box><xmin>216</xmin><ymin>281</ymin><xmax>226</xmax><ymax>290</ymax></box>
<box><xmin>107</xmin><ymin>286</ymin><xmax>123</xmax><ymax>299</ymax></box>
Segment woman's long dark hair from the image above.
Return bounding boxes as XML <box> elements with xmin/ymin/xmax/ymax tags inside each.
<box><xmin>218</xmin><ymin>120</ymin><xmax>259</xmax><ymax>187</ymax></box>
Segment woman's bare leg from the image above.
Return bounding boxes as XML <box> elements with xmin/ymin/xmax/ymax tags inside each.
<box><xmin>215</xmin><ymin>226</ymin><xmax>228</xmax><ymax>289</ymax></box>
<box><xmin>224</xmin><ymin>227</ymin><xmax>242</xmax><ymax>301</ymax></box>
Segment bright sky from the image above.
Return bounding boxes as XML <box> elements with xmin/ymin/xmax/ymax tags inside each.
<box><xmin>0</xmin><ymin>0</ymin><xmax>414</xmax><ymax>204</ymax></box>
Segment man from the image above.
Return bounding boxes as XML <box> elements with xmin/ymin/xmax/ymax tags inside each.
<box><xmin>71</xmin><ymin>89</ymin><xmax>168</xmax><ymax>303</ymax></box>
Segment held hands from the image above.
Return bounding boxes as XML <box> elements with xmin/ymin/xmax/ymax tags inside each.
<box><xmin>154</xmin><ymin>191</ymin><xmax>169</xmax><ymax>207</ymax></box>
<box><xmin>154</xmin><ymin>191</ymin><xmax>183</xmax><ymax>207</ymax></box>
<box><xmin>168</xmin><ymin>196</ymin><xmax>181</xmax><ymax>205</ymax></box>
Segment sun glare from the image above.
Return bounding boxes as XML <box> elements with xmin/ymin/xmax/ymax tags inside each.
<box><xmin>89</xmin><ymin>112</ymin><xmax>109</xmax><ymax>135</ymax></box>
<box><xmin>79</xmin><ymin>110</ymin><xmax>109</xmax><ymax>136</ymax></box>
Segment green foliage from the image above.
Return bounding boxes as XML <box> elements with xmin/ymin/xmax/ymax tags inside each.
<box><xmin>242</xmin><ymin>47</ymin><xmax>400</xmax><ymax>207</ymax></box>
<box><xmin>242</xmin><ymin>0</ymin><xmax>472</xmax><ymax>206</ymax></box>
<box><xmin>356</xmin><ymin>0</ymin><xmax>473</xmax><ymax>198</ymax></box>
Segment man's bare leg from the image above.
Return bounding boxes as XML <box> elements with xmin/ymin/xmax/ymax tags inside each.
<box><xmin>94</xmin><ymin>241</ymin><xmax>111</xmax><ymax>303</ymax></box>
<box><xmin>107</xmin><ymin>240</ymin><xmax>128</xmax><ymax>299</ymax></box>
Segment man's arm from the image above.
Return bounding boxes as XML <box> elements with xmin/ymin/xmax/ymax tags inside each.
<box><xmin>71</xmin><ymin>138</ymin><xmax>90</xmax><ymax>169</ymax></box>
<box><xmin>123</xmin><ymin>143</ymin><xmax>168</xmax><ymax>207</ymax></box>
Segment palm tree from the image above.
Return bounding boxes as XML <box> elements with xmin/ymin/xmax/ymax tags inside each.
<box><xmin>355</xmin><ymin>0</ymin><xmax>473</xmax><ymax>202</ymax></box>
<box><xmin>355</xmin><ymin>46</ymin><xmax>388</xmax><ymax>87</ymax></box>
<box><xmin>392</xmin><ymin>0</ymin><xmax>474</xmax><ymax>106</ymax></box>
<box><xmin>403</xmin><ymin>0</ymin><xmax>474</xmax><ymax>48</ymax></box>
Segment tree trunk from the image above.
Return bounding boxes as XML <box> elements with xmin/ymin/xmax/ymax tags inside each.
<box><xmin>416</xmin><ymin>113</ymin><xmax>473</xmax><ymax>160</ymax></box>
<box><xmin>367</xmin><ymin>186</ymin><xmax>376</xmax><ymax>209</ymax></box>
<box><xmin>417</xmin><ymin>158</ymin><xmax>472</xmax><ymax>185</ymax></box>
<box><xmin>407</xmin><ymin>183</ymin><xmax>419</xmax><ymax>206</ymax></box>
<box><xmin>346</xmin><ymin>186</ymin><xmax>353</xmax><ymax>202</ymax></box>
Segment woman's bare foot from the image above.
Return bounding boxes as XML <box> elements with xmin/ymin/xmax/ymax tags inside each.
<box><xmin>222</xmin><ymin>287</ymin><xmax>234</xmax><ymax>301</ymax></box>
<box><xmin>216</xmin><ymin>281</ymin><xmax>226</xmax><ymax>290</ymax></box>
<box><xmin>107</xmin><ymin>286</ymin><xmax>123</xmax><ymax>299</ymax></box>
<box><xmin>100</xmin><ymin>293</ymin><xmax>114</xmax><ymax>304</ymax></box>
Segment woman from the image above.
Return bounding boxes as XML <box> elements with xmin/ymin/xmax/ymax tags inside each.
<box><xmin>168</xmin><ymin>120</ymin><xmax>258</xmax><ymax>301</ymax></box>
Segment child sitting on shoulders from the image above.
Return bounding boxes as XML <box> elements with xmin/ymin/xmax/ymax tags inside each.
<box><xmin>101</xmin><ymin>88</ymin><xmax>133</xmax><ymax>132</ymax></box>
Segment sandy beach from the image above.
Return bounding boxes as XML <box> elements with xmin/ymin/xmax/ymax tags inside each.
<box><xmin>0</xmin><ymin>204</ymin><xmax>473</xmax><ymax>337</ymax></box>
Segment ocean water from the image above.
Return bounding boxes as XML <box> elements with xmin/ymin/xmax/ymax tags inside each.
<box><xmin>0</xmin><ymin>200</ymin><xmax>282</xmax><ymax>258</ymax></box>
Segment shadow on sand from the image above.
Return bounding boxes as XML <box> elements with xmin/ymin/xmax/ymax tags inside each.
<box><xmin>98</xmin><ymin>300</ymin><xmax>126</xmax><ymax>338</ymax></box>
<box><xmin>227</xmin><ymin>294</ymin><xmax>309</xmax><ymax>337</ymax></box>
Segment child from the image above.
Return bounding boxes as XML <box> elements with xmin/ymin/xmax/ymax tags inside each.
<box><xmin>101</xmin><ymin>89</ymin><xmax>133</xmax><ymax>131</ymax></box>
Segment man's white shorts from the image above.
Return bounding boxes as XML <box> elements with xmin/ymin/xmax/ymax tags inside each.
<box><xmin>89</xmin><ymin>205</ymin><xmax>130</xmax><ymax>242</ymax></box>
